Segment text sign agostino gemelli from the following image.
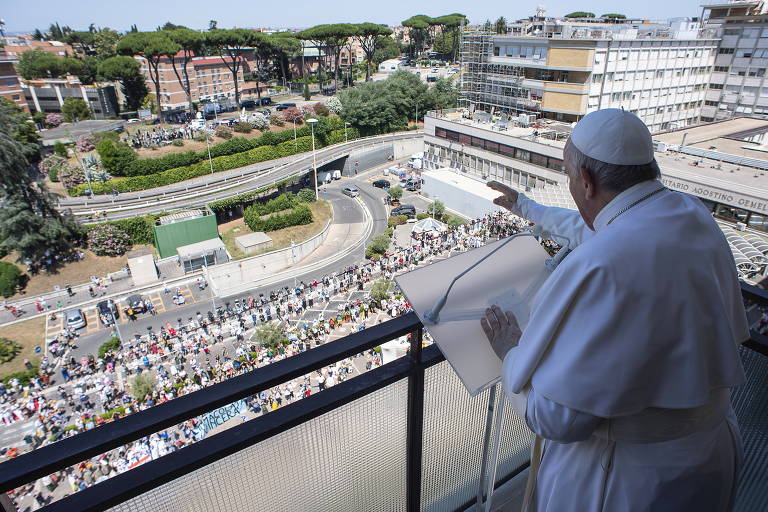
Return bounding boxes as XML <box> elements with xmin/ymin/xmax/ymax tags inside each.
<box><xmin>661</xmin><ymin>177</ymin><xmax>768</xmax><ymax>215</ymax></box>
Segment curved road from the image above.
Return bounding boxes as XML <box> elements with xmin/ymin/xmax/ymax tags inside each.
<box><xmin>64</xmin><ymin>132</ymin><xmax>421</xmax><ymax>221</ymax></box>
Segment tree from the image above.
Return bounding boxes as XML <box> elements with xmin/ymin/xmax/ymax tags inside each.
<box><xmin>370</xmin><ymin>279</ymin><xmax>392</xmax><ymax>302</ymax></box>
<box><xmin>601</xmin><ymin>13</ymin><xmax>627</xmax><ymax>20</ymax></box>
<box><xmin>0</xmin><ymin>105</ymin><xmax>83</xmax><ymax>267</ymax></box>
<box><xmin>402</xmin><ymin>15</ymin><xmax>431</xmax><ymax>57</ymax></box>
<box><xmin>0</xmin><ymin>262</ymin><xmax>22</xmax><ymax>298</ymax></box>
<box><xmin>0</xmin><ymin>98</ymin><xmax>41</xmax><ymax>162</ymax></box>
<box><xmin>61</xmin><ymin>98</ymin><xmax>92</xmax><ymax>122</ymax></box>
<box><xmin>252</xmin><ymin>322</ymin><xmax>286</xmax><ymax>349</ymax></box>
<box><xmin>96</xmin><ymin>138</ymin><xmax>137</xmax><ymax>175</ymax></box>
<box><xmin>372</xmin><ymin>35</ymin><xmax>400</xmax><ymax>66</ymax></box>
<box><xmin>64</xmin><ymin>31</ymin><xmax>96</xmax><ymax>56</ymax></box>
<box><xmin>430</xmin><ymin>200</ymin><xmax>445</xmax><ymax>218</ymax></box>
<box><xmin>128</xmin><ymin>373</ymin><xmax>156</xmax><ymax>402</ymax></box>
<box><xmin>494</xmin><ymin>17</ymin><xmax>508</xmax><ymax>35</ymax></box>
<box><xmin>98</xmin><ymin>56</ymin><xmax>148</xmax><ymax>111</ymax></box>
<box><xmin>118</xmin><ymin>32</ymin><xmax>181</xmax><ymax>122</ymax></box>
<box><xmin>157</xmin><ymin>22</ymin><xmax>188</xmax><ymax>31</ymax></box>
<box><xmin>388</xmin><ymin>185</ymin><xmax>403</xmax><ymax>201</ymax></box>
<box><xmin>165</xmin><ymin>28</ymin><xmax>203</xmax><ymax>113</ymax></box>
<box><xmin>425</xmin><ymin>77</ymin><xmax>458</xmax><ymax>110</ymax></box>
<box><xmin>355</xmin><ymin>23</ymin><xmax>394</xmax><ymax>82</ymax></box>
<box><xmin>208</xmin><ymin>20</ymin><xmax>218</xmax><ymax>31</ymax></box>
<box><xmin>205</xmin><ymin>29</ymin><xmax>263</xmax><ymax>106</ymax></box>
<box><xmin>565</xmin><ymin>12</ymin><xmax>596</xmax><ymax>18</ymax></box>
<box><xmin>16</xmin><ymin>49</ymin><xmax>80</xmax><ymax>80</ymax></box>
<box><xmin>92</xmin><ymin>28</ymin><xmax>121</xmax><ymax>59</ymax></box>
<box><xmin>298</xmin><ymin>24</ymin><xmax>356</xmax><ymax>94</ymax></box>
<box><xmin>269</xmin><ymin>33</ymin><xmax>302</xmax><ymax>87</ymax></box>
<box><xmin>483</xmin><ymin>19</ymin><xmax>493</xmax><ymax>32</ymax></box>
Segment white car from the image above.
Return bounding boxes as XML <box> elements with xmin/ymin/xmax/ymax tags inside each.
<box><xmin>127</xmin><ymin>118</ymin><xmax>141</xmax><ymax>124</ymax></box>
<box><xmin>65</xmin><ymin>309</ymin><xmax>86</xmax><ymax>330</ymax></box>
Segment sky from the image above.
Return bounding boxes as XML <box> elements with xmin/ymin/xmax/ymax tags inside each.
<box><xmin>3</xmin><ymin>0</ymin><xmax>709</xmax><ymax>33</ymax></box>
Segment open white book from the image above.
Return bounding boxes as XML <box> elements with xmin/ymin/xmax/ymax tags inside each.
<box><xmin>396</xmin><ymin>235</ymin><xmax>552</xmax><ymax>396</ymax></box>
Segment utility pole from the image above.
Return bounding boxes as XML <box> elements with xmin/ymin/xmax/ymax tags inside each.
<box><xmin>307</xmin><ymin>118</ymin><xmax>319</xmax><ymax>200</ymax></box>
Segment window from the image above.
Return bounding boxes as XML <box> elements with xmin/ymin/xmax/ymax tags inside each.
<box><xmin>591</xmin><ymin>73</ymin><xmax>603</xmax><ymax>83</ymax></box>
<box><xmin>737</xmin><ymin>50</ymin><xmax>753</xmax><ymax>58</ymax></box>
<box><xmin>718</xmin><ymin>48</ymin><xmax>735</xmax><ymax>54</ymax></box>
<box><xmin>724</xmin><ymin>28</ymin><xmax>741</xmax><ymax>36</ymax></box>
<box><xmin>705</xmin><ymin>100</ymin><xmax>718</xmax><ymax>106</ymax></box>
<box><xmin>709</xmin><ymin>83</ymin><xmax>724</xmax><ymax>89</ymax></box>
<box><xmin>714</xmin><ymin>66</ymin><xmax>728</xmax><ymax>72</ymax></box>
<box><xmin>493</xmin><ymin>46</ymin><xmax>500</xmax><ymax>56</ymax></box>
<box><xmin>515</xmin><ymin>148</ymin><xmax>530</xmax><ymax>162</ymax></box>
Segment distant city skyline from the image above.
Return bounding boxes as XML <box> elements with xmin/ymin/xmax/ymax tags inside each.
<box><xmin>3</xmin><ymin>0</ymin><xmax>709</xmax><ymax>34</ymax></box>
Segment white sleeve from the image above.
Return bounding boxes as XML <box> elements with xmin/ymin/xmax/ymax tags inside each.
<box><xmin>511</xmin><ymin>194</ymin><xmax>593</xmax><ymax>249</ymax></box>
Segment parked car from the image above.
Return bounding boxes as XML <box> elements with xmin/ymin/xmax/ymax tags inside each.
<box><xmin>275</xmin><ymin>102</ymin><xmax>297</xmax><ymax>111</ymax></box>
<box><xmin>332</xmin><ymin>170</ymin><xmax>342</xmax><ymax>180</ymax></box>
<box><xmin>65</xmin><ymin>309</ymin><xmax>86</xmax><ymax>330</ymax></box>
<box><xmin>126</xmin><ymin>118</ymin><xmax>141</xmax><ymax>124</ymax></box>
<box><xmin>406</xmin><ymin>181</ymin><xmax>420</xmax><ymax>192</ymax></box>
<box><xmin>372</xmin><ymin>179</ymin><xmax>391</xmax><ymax>189</ymax></box>
<box><xmin>240</xmin><ymin>99</ymin><xmax>257</xmax><ymax>110</ymax></box>
<box><xmin>426</xmin><ymin>75</ymin><xmax>438</xmax><ymax>83</ymax></box>
<box><xmin>126</xmin><ymin>294</ymin><xmax>146</xmax><ymax>314</ymax></box>
<box><xmin>342</xmin><ymin>186</ymin><xmax>360</xmax><ymax>198</ymax></box>
<box><xmin>259</xmin><ymin>97</ymin><xmax>273</xmax><ymax>106</ymax></box>
<box><xmin>96</xmin><ymin>299</ymin><xmax>119</xmax><ymax>325</ymax></box>
<box><xmin>317</xmin><ymin>171</ymin><xmax>332</xmax><ymax>184</ymax></box>
<box><xmin>255</xmin><ymin>108</ymin><xmax>271</xmax><ymax>116</ymax></box>
<box><xmin>390</xmin><ymin>204</ymin><xmax>416</xmax><ymax>218</ymax></box>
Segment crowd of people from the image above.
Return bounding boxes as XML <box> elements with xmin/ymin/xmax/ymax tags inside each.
<box><xmin>2</xmin><ymin>210</ymin><xmax>556</xmax><ymax>508</ymax></box>
<box><xmin>124</xmin><ymin>123</ymin><xmax>202</xmax><ymax>149</ymax></box>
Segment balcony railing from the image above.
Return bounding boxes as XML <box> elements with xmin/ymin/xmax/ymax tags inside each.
<box><xmin>1</xmin><ymin>285</ymin><xmax>767</xmax><ymax>511</ymax></box>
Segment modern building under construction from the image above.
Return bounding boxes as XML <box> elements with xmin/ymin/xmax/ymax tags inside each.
<box><xmin>459</xmin><ymin>16</ymin><xmax>719</xmax><ymax>132</ymax></box>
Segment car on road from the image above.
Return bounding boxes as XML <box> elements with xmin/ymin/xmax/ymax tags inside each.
<box><xmin>390</xmin><ymin>204</ymin><xmax>416</xmax><ymax>218</ymax></box>
<box><xmin>127</xmin><ymin>118</ymin><xmax>141</xmax><ymax>124</ymax></box>
<box><xmin>372</xmin><ymin>179</ymin><xmax>391</xmax><ymax>189</ymax></box>
<box><xmin>126</xmin><ymin>294</ymin><xmax>146</xmax><ymax>314</ymax></box>
<box><xmin>275</xmin><ymin>102</ymin><xmax>297</xmax><ymax>111</ymax></box>
<box><xmin>97</xmin><ymin>299</ymin><xmax>119</xmax><ymax>325</ymax></box>
<box><xmin>342</xmin><ymin>186</ymin><xmax>360</xmax><ymax>198</ymax></box>
<box><xmin>65</xmin><ymin>309</ymin><xmax>86</xmax><ymax>330</ymax></box>
<box><xmin>406</xmin><ymin>180</ymin><xmax>421</xmax><ymax>192</ymax></box>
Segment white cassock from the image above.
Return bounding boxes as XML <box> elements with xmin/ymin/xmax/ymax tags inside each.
<box><xmin>501</xmin><ymin>179</ymin><xmax>749</xmax><ymax>512</ymax></box>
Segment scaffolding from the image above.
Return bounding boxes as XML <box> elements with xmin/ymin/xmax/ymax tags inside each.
<box><xmin>458</xmin><ymin>28</ymin><xmax>541</xmax><ymax>118</ymax></box>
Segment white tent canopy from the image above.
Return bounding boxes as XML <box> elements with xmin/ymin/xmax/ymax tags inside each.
<box><xmin>411</xmin><ymin>217</ymin><xmax>446</xmax><ymax>234</ymax></box>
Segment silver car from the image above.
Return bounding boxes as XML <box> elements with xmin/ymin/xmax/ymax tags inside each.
<box><xmin>65</xmin><ymin>309</ymin><xmax>86</xmax><ymax>329</ymax></box>
<box><xmin>342</xmin><ymin>186</ymin><xmax>360</xmax><ymax>198</ymax></box>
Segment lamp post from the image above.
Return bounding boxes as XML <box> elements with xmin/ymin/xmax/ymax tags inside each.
<box><xmin>307</xmin><ymin>118</ymin><xmax>319</xmax><ymax>200</ymax></box>
<box><xmin>344</xmin><ymin>122</ymin><xmax>350</xmax><ymax>142</ymax></box>
<box><xmin>415</xmin><ymin>101</ymin><xmax>419</xmax><ymax>127</ymax></box>
<box><xmin>205</xmin><ymin>123</ymin><xmax>214</xmax><ymax>174</ymax></box>
<box><xmin>293</xmin><ymin>117</ymin><xmax>297</xmax><ymax>151</ymax></box>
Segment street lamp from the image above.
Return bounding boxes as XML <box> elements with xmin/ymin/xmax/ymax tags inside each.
<box><xmin>431</xmin><ymin>196</ymin><xmax>438</xmax><ymax>219</ymax></box>
<box><xmin>415</xmin><ymin>101</ymin><xmax>420</xmax><ymax>127</ymax></box>
<box><xmin>344</xmin><ymin>122</ymin><xmax>350</xmax><ymax>142</ymax></box>
<box><xmin>205</xmin><ymin>123</ymin><xmax>214</xmax><ymax>175</ymax></box>
<box><xmin>307</xmin><ymin>118</ymin><xmax>319</xmax><ymax>200</ymax></box>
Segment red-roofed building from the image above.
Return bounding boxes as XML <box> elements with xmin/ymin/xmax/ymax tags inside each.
<box><xmin>0</xmin><ymin>47</ymin><xmax>28</xmax><ymax>112</ymax></box>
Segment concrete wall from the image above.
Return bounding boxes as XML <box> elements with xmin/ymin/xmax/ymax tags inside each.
<box><xmin>207</xmin><ymin>219</ymin><xmax>331</xmax><ymax>295</ymax></box>
<box><xmin>393</xmin><ymin>137</ymin><xmax>424</xmax><ymax>160</ymax></box>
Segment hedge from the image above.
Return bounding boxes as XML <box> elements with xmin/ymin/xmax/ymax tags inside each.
<box><xmin>118</xmin><ymin>117</ymin><xmax>347</xmax><ymax>177</ymax></box>
<box><xmin>2</xmin><ymin>365</ymin><xmax>39</xmax><ymax>386</ymax></box>
<box><xmin>85</xmin><ymin>215</ymin><xmax>159</xmax><ymax>245</ymax></box>
<box><xmin>244</xmin><ymin>203</ymin><xmax>313</xmax><ymax>232</ymax></box>
<box><xmin>207</xmin><ymin>178</ymin><xmax>293</xmax><ymax>213</ymax></box>
<box><xmin>249</xmin><ymin>192</ymin><xmax>296</xmax><ymax>216</ymax></box>
<box><xmin>98</xmin><ymin>335</ymin><xmax>121</xmax><ymax>358</ymax></box>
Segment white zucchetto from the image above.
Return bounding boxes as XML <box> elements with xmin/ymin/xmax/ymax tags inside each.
<box><xmin>570</xmin><ymin>108</ymin><xmax>655</xmax><ymax>166</ymax></box>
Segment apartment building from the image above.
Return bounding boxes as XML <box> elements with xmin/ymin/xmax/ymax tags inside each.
<box><xmin>701</xmin><ymin>1</ymin><xmax>768</xmax><ymax>120</ymax></box>
<box><xmin>0</xmin><ymin>48</ymin><xmax>28</xmax><ymax>112</ymax></box>
<box><xmin>460</xmin><ymin>20</ymin><xmax>718</xmax><ymax>133</ymax></box>
<box><xmin>23</xmin><ymin>79</ymin><xmax>118</xmax><ymax>119</ymax></box>
<box><xmin>137</xmin><ymin>53</ymin><xmax>263</xmax><ymax>112</ymax></box>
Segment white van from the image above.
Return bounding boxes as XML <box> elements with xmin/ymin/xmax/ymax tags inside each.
<box><xmin>317</xmin><ymin>171</ymin><xmax>332</xmax><ymax>184</ymax></box>
<box><xmin>332</xmin><ymin>170</ymin><xmax>342</xmax><ymax>180</ymax></box>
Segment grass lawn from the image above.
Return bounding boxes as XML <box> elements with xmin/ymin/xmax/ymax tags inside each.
<box><xmin>2</xmin><ymin>245</ymin><xmax>156</xmax><ymax>300</ymax></box>
<box><xmin>0</xmin><ymin>317</ymin><xmax>45</xmax><ymax>378</ymax></box>
<box><xmin>220</xmin><ymin>200</ymin><xmax>332</xmax><ymax>260</ymax></box>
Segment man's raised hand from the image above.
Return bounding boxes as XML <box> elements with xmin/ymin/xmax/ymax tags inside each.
<box><xmin>487</xmin><ymin>180</ymin><xmax>519</xmax><ymax>212</ymax></box>
<box><xmin>480</xmin><ymin>305</ymin><xmax>522</xmax><ymax>361</ymax></box>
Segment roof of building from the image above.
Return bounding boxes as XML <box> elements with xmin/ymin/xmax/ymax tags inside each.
<box><xmin>176</xmin><ymin>238</ymin><xmax>226</xmax><ymax>259</ymax></box>
<box><xmin>235</xmin><ymin>232</ymin><xmax>273</xmax><ymax>246</ymax></box>
<box><xmin>38</xmin><ymin>120</ymin><xmax>124</xmax><ymax>146</ymax></box>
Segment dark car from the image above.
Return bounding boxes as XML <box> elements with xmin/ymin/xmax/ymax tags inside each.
<box><xmin>240</xmin><ymin>99</ymin><xmax>256</xmax><ymax>110</ymax></box>
<box><xmin>126</xmin><ymin>294</ymin><xmax>145</xmax><ymax>314</ymax></box>
<box><xmin>96</xmin><ymin>299</ymin><xmax>119</xmax><ymax>325</ymax></box>
<box><xmin>406</xmin><ymin>179</ymin><xmax>421</xmax><ymax>191</ymax></box>
<box><xmin>259</xmin><ymin>97</ymin><xmax>273</xmax><ymax>106</ymax></box>
<box><xmin>275</xmin><ymin>102</ymin><xmax>297</xmax><ymax>111</ymax></box>
<box><xmin>391</xmin><ymin>204</ymin><xmax>416</xmax><ymax>218</ymax></box>
<box><xmin>372</xmin><ymin>179</ymin><xmax>391</xmax><ymax>189</ymax></box>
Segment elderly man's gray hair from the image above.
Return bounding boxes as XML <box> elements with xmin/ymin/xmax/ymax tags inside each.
<box><xmin>564</xmin><ymin>139</ymin><xmax>660</xmax><ymax>193</ymax></box>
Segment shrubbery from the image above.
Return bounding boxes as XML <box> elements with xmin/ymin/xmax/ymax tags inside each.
<box><xmin>248</xmin><ymin>192</ymin><xmax>296</xmax><ymax>216</ymax></box>
<box><xmin>86</xmin><ymin>215</ymin><xmax>158</xmax><ymax>245</ymax></box>
<box><xmin>387</xmin><ymin>215</ymin><xmax>407</xmax><ymax>228</ymax></box>
<box><xmin>215</xmin><ymin>126</ymin><xmax>233</xmax><ymax>140</ymax></box>
<box><xmin>87</xmin><ymin>224</ymin><xmax>133</xmax><ymax>256</ymax></box>
<box><xmin>1</xmin><ymin>366</ymin><xmax>39</xmax><ymax>387</ymax></box>
<box><xmin>39</xmin><ymin>154</ymin><xmax>68</xmax><ymax>182</ymax></box>
<box><xmin>45</xmin><ymin>113</ymin><xmax>64</xmax><ymax>128</ymax></box>
<box><xmin>75</xmin><ymin>135</ymin><xmax>96</xmax><ymax>152</ymax></box>
<box><xmin>250</xmin><ymin>116</ymin><xmax>269</xmax><ymax>131</ymax></box>
<box><xmin>97</xmin><ymin>335</ymin><xmax>121</xmax><ymax>358</ymax></box>
<box><xmin>0</xmin><ymin>262</ymin><xmax>22</xmax><ymax>298</ymax></box>
<box><xmin>96</xmin><ymin>139</ymin><xmax>137</xmax><ymax>175</ymax></box>
<box><xmin>57</xmin><ymin>164</ymin><xmax>86</xmax><ymax>189</ymax></box>
<box><xmin>282</xmin><ymin>107</ymin><xmax>303</xmax><ymax>124</ymax></box>
<box><xmin>233</xmin><ymin>122</ymin><xmax>252</xmax><ymax>133</ymax></box>
<box><xmin>365</xmin><ymin>233</ymin><xmax>391</xmax><ymax>259</ymax></box>
<box><xmin>270</xmin><ymin>113</ymin><xmax>285</xmax><ymax>126</ymax></box>
<box><xmin>244</xmin><ymin>203</ymin><xmax>313</xmax><ymax>232</ymax></box>
<box><xmin>314</xmin><ymin>103</ymin><xmax>330</xmax><ymax>116</ymax></box>
<box><xmin>171</xmin><ymin>139</ymin><xmax>184</xmax><ymax>147</ymax></box>
<box><xmin>0</xmin><ymin>338</ymin><xmax>22</xmax><ymax>363</ymax></box>
<box><xmin>296</xmin><ymin>188</ymin><xmax>316</xmax><ymax>203</ymax></box>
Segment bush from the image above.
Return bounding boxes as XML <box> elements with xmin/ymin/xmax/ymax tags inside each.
<box><xmin>370</xmin><ymin>279</ymin><xmax>392</xmax><ymax>302</ymax></box>
<box><xmin>313</xmin><ymin>103</ymin><xmax>330</xmax><ymax>116</ymax></box>
<box><xmin>90</xmin><ymin>215</ymin><xmax>157</xmax><ymax>245</ymax></box>
<box><xmin>61</xmin><ymin>97</ymin><xmax>92</xmax><ymax>122</ymax></box>
<box><xmin>387</xmin><ymin>215</ymin><xmax>407</xmax><ymax>228</ymax></box>
<box><xmin>416</xmin><ymin>213</ymin><xmax>429</xmax><ymax>220</ymax></box>
<box><xmin>270</xmin><ymin>113</ymin><xmax>285</xmax><ymax>126</ymax></box>
<box><xmin>171</xmin><ymin>139</ymin><xmax>184</xmax><ymax>147</ymax></box>
<box><xmin>388</xmin><ymin>186</ymin><xmax>403</xmax><ymax>201</ymax></box>
<box><xmin>300</xmin><ymin>104</ymin><xmax>315</xmax><ymax>117</ymax></box>
<box><xmin>193</xmin><ymin>132</ymin><xmax>210</xmax><ymax>143</ymax></box>
<box><xmin>0</xmin><ymin>338</ymin><xmax>22</xmax><ymax>363</ymax></box>
<box><xmin>57</xmin><ymin>164</ymin><xmax>86</xmax><ymax>189</ymax></box>
<box><xmin>444</xmin><ymin>214</ymin><xmax>467</xmax><ymax>228</ymax></box>
<box><xmin>96</xmin><ymin>139</ymin><xmax>137</xmax><ymax>176</ymax></box>
<box><xmin>45</xmin><ymin>113</ymin><xmax>64</xmax><ymax>128</ymax></box>
<box><xmin>233</xmin><ymin>122</ymin><xmax>252</xmax><ymax>133</ymax></box>
<box><xmin>128</xmin><ymin>373</ymin><xmax>156</xmax><ymax>402</ymax></box>
<box><xmin>366</xmin><ymin>233</ymin><xmax>390</xmax><ymax>259</ymax></box>
<box><xmin>296</xmin><ymin>188</ymin><xmax>316</xmax><ymax>203</ymax></box>
<box><xmin>75</xmin><ymin>135</ymin><xmax>96</xmax><ymax>153</ymax></box>
<box><xmin>39</xmin><ymin>154</ymin><xmax>68</xmax><ymax>182</ymax></box>
<box><xmin>0</xmin><ymin>262</ymin><xmax>22</xmax><ymax>298</ymax></box>
<box><xmin>93</xmin><ymin>130</ymin><xmax>120</xmax><ymax>143</ymax></box>
<box><xmin>248</xmin><ymin>192</ymin><xmax>296</xmax><ymax>216</ymax></box>
<box><xmin>1</xmin><ymin>366</ymin><xmax>39</xmax><ymax>387</ymax></box>
<box><xmin>97</xmin><ymin>335</ymin><xmax>121</xmax><ymax>358</ymax></box>
<box><xmin>282</xmin><ymin>107</ymin><xmax>303</xmax><ymax>123</ymax></box>
<box><xmin>251</xmin><ymin>115</ymin><xmax>269</xmax><ymax>131</ymax></box>
<box><xmin>430</xmin><ymin>200</ymin><xmax>446</xmax><ymax>219</ymax></box>
<box><xmin>325</xmin><ymin>96</ymin><xmax>342</xmax><ymax>115</ymax></box>
<box><xmin>87</xmin><ymin>224</ymin><xmax>133</xmax><ymax>256</ymax></box>
<box><xmin>53</xmin><ymin>141</ymin><xmax>68</xmax><ymax>158</ymax></box>
<box><xmin>244</xmin><ymin>203</ymin><xmax>313</xmax><ymax>232</ymax></box>
<box><xmin>215</xmin><ymin>126</ymin><xmax>233</xmax><ymax>140</ymax></box>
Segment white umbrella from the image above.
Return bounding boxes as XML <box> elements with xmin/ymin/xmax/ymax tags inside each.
<box><xmin>411</xmin><ymin>217</ymin><xmax>446</xmax><ymax>234</ymax></box>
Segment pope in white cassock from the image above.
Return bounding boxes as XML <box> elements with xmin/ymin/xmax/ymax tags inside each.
<box><xmin>481</xmin><ymin>109</ymin><xmax>749</xmax><ymax>512</ymax></box>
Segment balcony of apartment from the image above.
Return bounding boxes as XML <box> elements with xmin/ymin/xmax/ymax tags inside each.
<box><xmin>1</xmin><ymin>283</ymin><xmax>766</xmax><ymax>512</ymax></box>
